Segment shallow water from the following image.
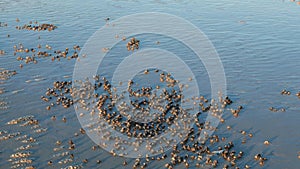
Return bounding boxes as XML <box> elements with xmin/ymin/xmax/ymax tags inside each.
<box><xmin>1</xmin><ymin>0</ymin><xmax>300</xmax><ymax>168</ymax></box>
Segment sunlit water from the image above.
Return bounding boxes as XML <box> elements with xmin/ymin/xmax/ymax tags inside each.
<box><xmin>1</xmin><ymin>0</ymin><xmax>300</xmax><ymax>168</ymax></box>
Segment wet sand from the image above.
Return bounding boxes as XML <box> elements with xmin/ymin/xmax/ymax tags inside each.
<box><xmin>1</xmin><ymin>0</ymin><xmax>300</xmax><ymax>169</ymax></box>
